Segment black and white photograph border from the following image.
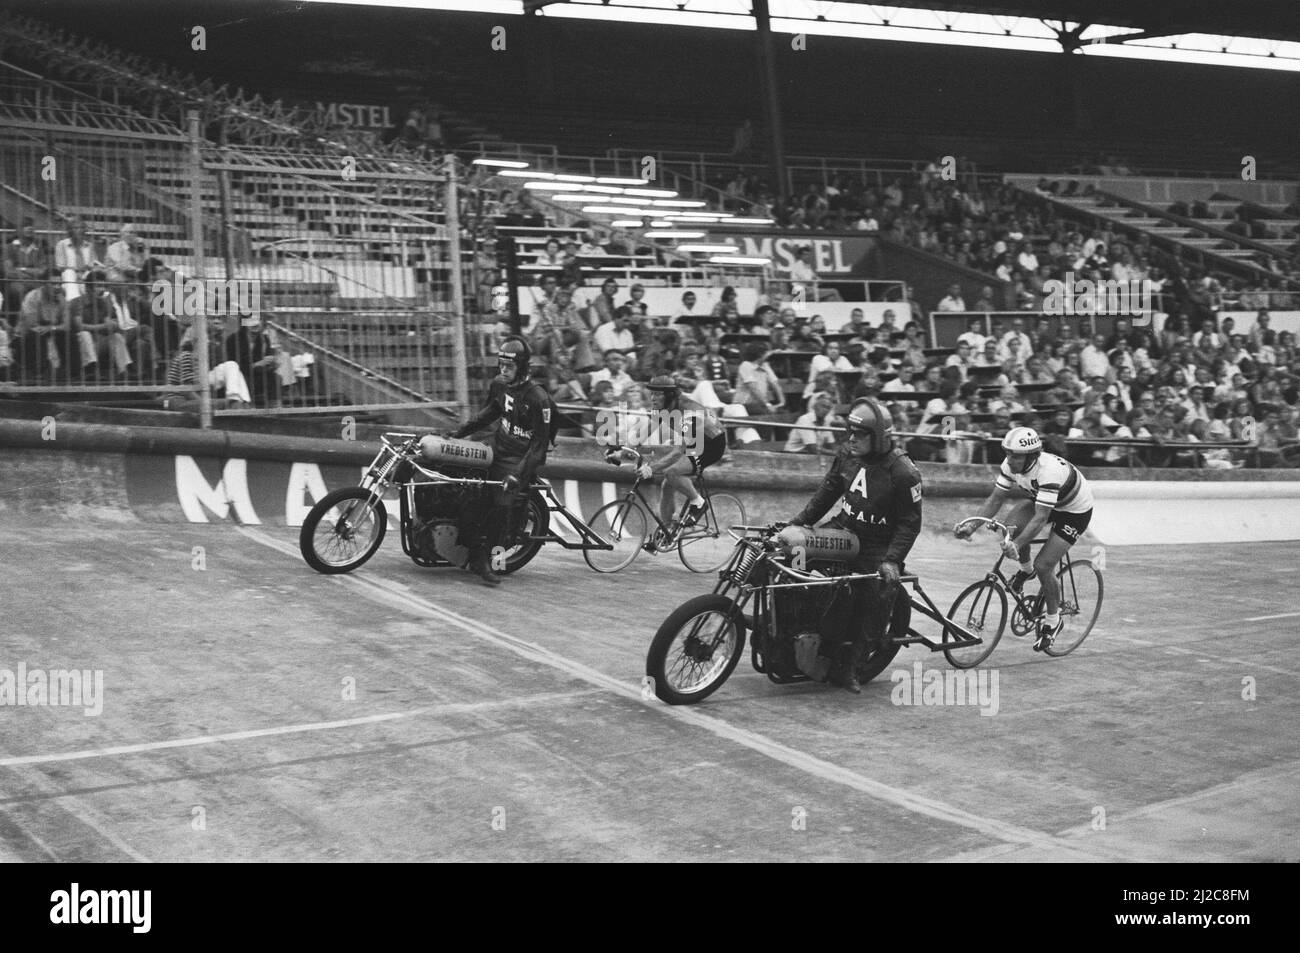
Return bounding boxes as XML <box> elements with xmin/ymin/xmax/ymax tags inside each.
<box><xmin>0</xmin><ymin>0</ymin><xmax>1296</xmax><ymax>885</ymax></box>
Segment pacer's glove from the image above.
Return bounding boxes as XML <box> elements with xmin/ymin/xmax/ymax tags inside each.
<box><xmin>878</xmin><ymin>561</ymin><xmax>901</xmax><ymax>589</ymax></box>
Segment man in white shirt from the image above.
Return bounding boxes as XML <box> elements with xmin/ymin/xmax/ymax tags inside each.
<box><xmin>804</xmin><ymin>341</ymin><xmax>854</xmax><ymax>397</ymax></box>
<box><xmin>1079</xmin><ymin>334</ymin><xmax>1112</xmax><ymax>380</ymax></box>
<box><xmin>784</xmin><ymin>391</ymin><xmax>842</xmax><ymax>454</ymax></box>
<box><xmin>586</xmin><ymin>349</ymin><xmax>634</xmax><ymax>399</ymax></box>
<box><xmin>104</xmin><ymin>224</ymin><xmax>147</xmax><ymax>285</ymax></box>
<box><xmin>593</xmin><ymin>305</ymin><xmax>637</xmax><ymax>369</ymax></box>
<box><xmin>944</xmin><ymin>341</ymin><xmax>974</xmax><ymax>381</ymax></box>
<box><xmin>937</xmin><ymin>283</ymin><xmax>966</xmax><ymax>312</ymax></box>
<box><xmin>957</xmin><ymin>316</ymin><xmax>987</xmax><ymax>353</ymax></box>
<box><xmin>787</xmin><ymin>246</ymin><xmax>842</xmax><ymax>302</ymax></box>
<box><xmin>998</xmin><ymin>318</ymin><xmax>1033</xmax><ymax>361</ymax></box>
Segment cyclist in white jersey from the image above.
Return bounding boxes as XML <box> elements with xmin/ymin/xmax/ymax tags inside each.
<box><xmin>956</xmin><ymin>426</ymin><xmax>1095</xmax><ymax>651</ymax></box>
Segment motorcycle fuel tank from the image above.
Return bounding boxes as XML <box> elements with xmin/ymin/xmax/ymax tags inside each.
<box><xmin>776</xmin><ymin>525</ymin><xmax>860</xmax><ymax>562</ymax></box>
<box><xmin>418</xmin><ymin>435</ymin><xmax>493</xmax><ymax>469</ymax></box>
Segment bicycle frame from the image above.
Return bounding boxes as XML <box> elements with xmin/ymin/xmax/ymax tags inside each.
<box><xmin>961</xmin><ymin>515</ymin><xmax>1084</xmax><ymax>623</ymax></box>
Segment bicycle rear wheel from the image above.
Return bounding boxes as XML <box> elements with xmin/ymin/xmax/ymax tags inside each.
<box><xmin>1045</xmin><ymin>559</ymin><xmax>1103</xmax><ymax>656</ymax></box>
<box><xmin>678</xmin><ymin>492</ymin><xmax>745</xmax><ymax>573</ymax></box>
<box><xmin>944</xmin><ymin>580</ymin><xmax>1007</xmax><ymax>668</ymax></box>
<box><xmin>583</xmin><ymin>498</ymin><xmax>648</xmax><ymax>573</ymax></box>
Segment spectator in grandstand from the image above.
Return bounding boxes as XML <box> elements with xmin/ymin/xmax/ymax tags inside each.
<box><xmin>944</xmin><ymin>341</ymin><xmax>975</xmax><ymax>382</ymax></box>
<box><xmin>804</xmin><ymin>341</ymin><xmax>854</xmax><ymax>397</ymax></box>
<box><xmin>786</xmin><ymin>246</ymin><xmax>842</xmax><ymax>302</ymax></box>
<box><xmin>639</xmin><ymin>327</ymin><xmax>682</xmax><ymax>382</ymax></box>
<box><xmin>973</xmin><ymin>338</ymin><xmax>1002</xmax><ymax>371</ymax></box>
<box><xmin>224</xmin><ymin>311</ymin><xmax>287</xmax><ymax>407</ymax></box>
<box><xmin>624</xmin><ymin>283</ymin><xmax>649</xmax><ymax>321</ymax></box>
<box><xmin>162</xmin><ymin>321</ymin><xmax>252</xmax><ymax>411</ymax></box>
<box><xmin>529</xmin><ymin>285</ymin><xmax>594</xmax><ymax>371</ymax></box>
<box><xmin>70</xmin><ymin>272</ymin><xmax>157</xmax><ymax>381</ymax></box>
<box><xmin>559</xmin><ymin>242</ymin><xmax>584</xmax><ymax>287</ymax></box>
<box><xmin>999</xmin><ymin>317</ymin><xmax>1033</xmax><ymax>359</ymax></box>
<box><xmin>578</xmin><ymin>230</ymin><xmax>606</xmax><ymax>257</ymax></box>
<box><xmin>104</xmin><ymin>224</ymin><xmax>147</xmax><ymax>286</ymax></box>
<box><xmin>1022</xmin><ymin>354</ymin><xmax>1055</xmax><ymax>386</ymax></box>
<box><xmin>937</xmin><ymin>284</ymin><xmax>966</xmax><ymax>312</ymax></box>
<box><xmin>1247</xmin><ymin>311</ymin><xmax>1272</xmax><ymax>350</ymax></box>
<box><xmin>4</xmin><ymin>219</ymin><xmax>50</xmax><ymax>320</ymax></box>
<box><xmin>541</xmin><ymin>349</ymin><xmax>588</xmax><ymax>403</ymax></box>
<box><xmin>957</xmin><ymin>316</ymin><xmax>987</xmax><ymax>353</ymax></box>
<box><xmin>783</xmin><ymin>391</ymin><xmax>843</xmax><ymax>455</ymax></box>
<box><xmin>593</xmin><ymin>305</ymin><xmax>637</xmax><ymax>370</ymax></box>
<box><xmin>971</xmin><ymin>286</ymin><xmax>997</xmax><ymax>313</ymax></box>
<box><xmin>1191</xmin><ymin>317</ymin><xmax>1222</xmax><ymax>350</ymax></box>
<box><xmin>586</xmin><ymin>349</ymin><xmax>635</xmax><ymax>399</ymax></box>
<box><xmin>788</xmin><ymin>319</ymin><xmax>824</xmax><ymax>353</ymax></box>
<box><xmin>898</xmin><ymin>329</ymin><xmax>929</xmax><ymax>373</ymax></box>
<box><xmin>710</xmin><ymin>285</ymin><xmax>741</xmax><ymax>325</ymax></box>
<box><xmin>733</xmin><ymin>342</ymin><xmax>785</xmax><ymax>416</ymax></box>
<box><xmin>54</xmin><ymin>218</ymin><xmax>100</xmax><ymax>302</ymax></box>
<box><xmin>1079</xmin><ymin>334</ymin><xmax>1112</xmax><ymax>381</ymax></box>
<box><xmin>535</xmin><ymin>238</ymin><xmax>563</xmax><ymax>266</ymax></box>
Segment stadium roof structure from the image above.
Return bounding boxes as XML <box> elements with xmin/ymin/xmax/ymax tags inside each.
<box><xmin>517</xmin><ymin>0</ymin><xmax>1300</xmax><ymax>62</ymax></box>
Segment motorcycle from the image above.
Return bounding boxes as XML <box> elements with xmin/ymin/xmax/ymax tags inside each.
<box><xmin>299</xmin><ymin>432</ymin><xmax>549</xmax><ymax>576</ymax></box>
<box><xmin>645</xmin><ymin>523</ymin><xmax>986</xmax><ymax>705</ymax></box>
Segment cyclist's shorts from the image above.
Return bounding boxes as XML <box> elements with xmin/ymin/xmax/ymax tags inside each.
<box><xmin>688</xmin><ymin>432</ymin><xmax>727</xmax><ymax>476</ymax></box>
<box><xmin>1048</xmin><ymin>507</ymin><xmax>1092</xmax><ymax>545</ymax></box>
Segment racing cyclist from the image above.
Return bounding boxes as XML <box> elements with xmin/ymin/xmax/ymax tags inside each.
<box><xmin>625</xmin><ymin>375</ymin><xmax>727</xmax><ymax>541</ymax></box>
<box><xmin>956</xmin><ymin>426</ymin><xmax>1095</xmax><ymax>651</ymax></box>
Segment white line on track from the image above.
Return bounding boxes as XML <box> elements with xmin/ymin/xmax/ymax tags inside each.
<box><xmin>238</xmin><ymin>527</ymin><xmax>1108</xmax><ymax>858</ymax></box>
<box><xmin>1236</xmin><ymin>611</ymin><xmax>1300</xmax><ymax>623</ymax></box>
<box><xmin>0</xmin><ymin>690</ymin><xmax>601</xmax><ymax>769</ymax></box>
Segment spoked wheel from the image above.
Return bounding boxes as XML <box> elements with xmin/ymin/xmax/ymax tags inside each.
<box><xmin>300</xmin><ymin>486</ymin><xmax>388</xmax><ymax>575</ymax></box>
<box><xmin>944</xmin><ymin>580</ymin><xmax>1007</xmax><ymax>668</ymax></box>
<box><xmin>677</xmin><ymin>493</ymin><xmax>746</xmax><ymax>574</ymax></box>
<box><xmin>1044</xmin><ymin>559</ymin><xmax>1103</xmax><ymax>657</ymax></box>
<box><xmin>645</xmin><ymin>594</ymin><xmax>747</xmax><ymax>705</ymax></box>
<box><xmin>499</xmin><ymin>493</ymin><xmax>549</xmax><ymax>575</ymax></box>
<box><xmin>855</xmin><ymin>639</ymin><xmax>902</xmax><ymax>685</ymax></box>
<box><xmin>583</xmin><ymin>498</ymin><xmax>647</xmax><ymax>573</ymax></box>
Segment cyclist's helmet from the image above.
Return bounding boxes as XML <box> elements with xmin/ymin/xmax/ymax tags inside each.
<box><xmin>498</xmin><ymin>336</ymin><xmax>531</xmax><ymax>384</ymax></box>
<box><xmin>844</xmin><ymin>398</ymin><xmax>894</xmax><ymax>457</ymax></box>
<box><xmin>1001</xmin><ymin>426</ymin><xmax>1042</xmax><ymax>472</ymax></box>
<box><xmin>646</xmin><ymin>374</ymin><xmax>680</xmax><ymax>407</ymax></box>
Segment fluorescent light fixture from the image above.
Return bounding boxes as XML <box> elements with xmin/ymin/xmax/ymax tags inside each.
<box><xmin>472</xmin><ymin>158</ymin><xmax>530</xmax><ymax>169</ymax></box>
<box><xmin>523</xmin><ymin>181</ymin><xmax>584</xmax><ymax>191</ymax></box>
<box><xmin>675</xmin><ymin>243</ymin><xmax>740</xmax><ymax>253</ymax></box>
<box><xmin>550</xmin><ymin>194</ymin><xmax>607</xmax><ymax>202</ymax></box>
<box><xmin>583</xmin><ymin>205</ymin><xmax>654</xmax><ymax>215</ymax></box>
<box><xmin>499</xmin><ymin>170</ymin><xmax>549</xmax><ymax>179</ymax></box>
<box><xmin>611</xmin><ymin>219</ymin><xmax>647</xmax><ymax>227</ymax></box>
<box><xmin>620</xmin><ymin>188</ymin><xmax>679</xmax><ymax>198</ymax></box>
<box><xmin>651</xmin><ymin>199</ymin><xmax>708</xmax><ymax>208</ymax></box>
<box><xmin>554</xmin><ymin>174</ymin><xmax>597</xmax><ymax>183</ymax></box>
<box><xmin>596</xmin><ymin>177</ymin><xmax>651</xmax><ymax>186</ymax></box>
<box><xmin>608</xmin><ymin>196</ymin><xmax>651</xmax><ymax>205</ymax></box>
<box><xmin>725</xmin><ymin>217</ymin><xmax>776</xmax><ymax>225</ymax></box>
<box><xmin>708</xmin><ymin>256</ymin><xmax>772</xmax><ymax>266</ymax></box>
<box><xmin>650</xmin><ymin>220</ymin><xmax>673</xmax><ymax>227</ymax></box>
<box><xmin>645</xmin><ymin>230</ymin><xmax>707</xmax><ymax>239</ymax></box>
<box><xmin>583</xmin><ymin>185</ymin><xmax>626</xmax><ymax>194</ymax></box>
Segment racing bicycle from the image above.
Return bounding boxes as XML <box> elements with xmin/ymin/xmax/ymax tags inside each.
<box><xmin>944</xmin><ymin>516</ymin><xmax>1104</xmax><ymax>666</ymax></box>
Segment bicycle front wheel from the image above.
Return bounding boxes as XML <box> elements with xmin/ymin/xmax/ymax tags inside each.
<box><xmin>944</xmin><ymin>580</ymin><xmax>1007</xmax><ymax>668</ymax></box>
<box><xmin>1045</xmin><ymin>559</ymin><xmax>1103</xmax><ymax>657</ymax></box>
<box><xmin>678</xmin><ymin>493</ymin><xmax>746</xmax><ymax>573</ymax></box>
<box><xmin>583</xmin><ymin>498</ymin><xmax>648</xmax><ymax>573</ymax></box>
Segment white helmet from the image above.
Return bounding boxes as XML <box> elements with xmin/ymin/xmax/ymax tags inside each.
<box><xmin>1001</xmin><ymin>426</ymin><xmax>1042</xmax><ymax>455</ymax></box>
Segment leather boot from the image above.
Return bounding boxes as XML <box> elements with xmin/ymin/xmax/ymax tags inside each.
<box><xmin>466</xmin><ymin>547</ymin><xmax>500</xmax><ymax>587</ymax></box>
<box><xmin>841</xmin><ymin>642</ymin><xmax>863</xmax><ymax>694</ymax></box>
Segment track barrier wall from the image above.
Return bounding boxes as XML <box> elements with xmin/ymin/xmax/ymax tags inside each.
<box><xmin>2</xmin><ymin>419</ymin><xmax>1299</xmax><ymax>545</ymax></box>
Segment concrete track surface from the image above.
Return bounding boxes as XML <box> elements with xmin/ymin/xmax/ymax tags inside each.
<box><xmin>1</xmin><ymin>517</ymin><xmax>1297</xmax><ymax>863</ymax></box>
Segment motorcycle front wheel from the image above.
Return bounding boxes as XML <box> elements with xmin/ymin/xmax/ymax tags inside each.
<box><xmin>300</xmin><ymin>487</ymin><xmax>388</xmax><ymax>574</ymax></box>
<box><xmin>645</xmin><ymin>594</ymin><xmax>747</xmax><ymax>705</ymax></box>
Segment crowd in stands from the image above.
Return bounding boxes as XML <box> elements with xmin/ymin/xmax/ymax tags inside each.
<box><xmin>715</xmin><ymin>162</ymin><xmax>1300</xmax><ymax>309</ymax></box>
<box><xmin>492</xmin><ymin>259</ymin><xmax>1300</xmax><ymax>467</ymax></box>
<box><xmin>1</xmin><ymin>217</ymin><xmax>313</xmax><ymax>408</ymax></box>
